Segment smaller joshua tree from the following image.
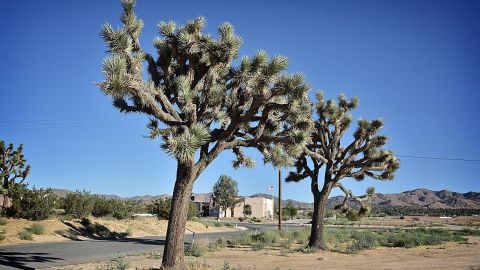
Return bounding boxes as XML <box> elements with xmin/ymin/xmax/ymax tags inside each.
<box><xmin>0</xmin><ymin>140</ymin><xmax>31</xmax><ymax>213</ymax></box>
<box><xmin>286</xmin><ymin>92</ymin><xmax>399</xmax><ymax>249</ymax></box>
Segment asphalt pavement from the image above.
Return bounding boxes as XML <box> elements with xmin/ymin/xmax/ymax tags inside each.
<box><xmin>0</xmin><ymin>231</ymin><xmax>244</xmax><ymax>270</ymax></box>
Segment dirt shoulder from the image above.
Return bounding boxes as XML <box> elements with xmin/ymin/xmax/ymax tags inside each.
<box><xmin>0</xmin><ymin>217</ymin><xmax>235</xmax><ymax>246</ymax></box>
<box><xmin>42</xmin><ymin>236</ymin><xmax>480</xmax><ymax>270</ymax></box>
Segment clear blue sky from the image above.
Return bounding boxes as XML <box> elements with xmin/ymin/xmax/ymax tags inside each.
<box><xmin>1</xmin><ymin>0</ymin><xmax>479</xmax><ymax>202</ymax></box>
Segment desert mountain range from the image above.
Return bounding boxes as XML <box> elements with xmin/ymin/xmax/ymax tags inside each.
<box><xmin>51</xmin><ymin>188</ymin><xmax>480</xmax><ymax>210</ymax></box>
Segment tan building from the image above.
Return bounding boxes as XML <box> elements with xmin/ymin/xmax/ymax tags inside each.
<box><xmin>219</xmin><ymin>197</ymin><xmax>274</xmax><ymax>219</ymax></box>
<box><xmin>193</xmin><ymin>193</ymin><xmax>273</xmax><ymax>219</ymax></box>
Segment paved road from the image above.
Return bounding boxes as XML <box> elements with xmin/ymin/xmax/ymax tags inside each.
<box><xmin>0</xmin><ymin>231</ymin><xmax>244</xmax><ymax>270</ymax></box>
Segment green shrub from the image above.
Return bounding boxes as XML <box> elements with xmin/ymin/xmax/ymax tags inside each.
<box><xmin>147</xmin><ymin>198</ymin><xmax>171</xmax><ymax>219</ymax></box>
<box><xmin>228</xmin><ymin>232</ymin><xmax>253</xmax><ymax>246</ymax></box>
<box><xmin>64</xmin><ymin>190</ymin><xmax>94</xmax><ymax>219</ymax></box>
<box><xmin>185</xmin><ymin>242</ymin><xmax>206</xmax><ymax>257</ymax></box>
<box><xmin>238</xmin><ymin>216</ymin><xmax>247</xmax><ymax>222</ymax></box>
<box><xmin>251</xmin><ymin>241</ymin><xmax>265</xmax><ymax>251</ymax></box>
<box><xmin>19</xmin><ymin>230</ymin><xmax>33</xmax><ymax>240</ymax></box>
<box><xmin>222</xmin><ymin>261</ymin><xmax>243</xmax><ymax>270</ymax></box>
<box><xmin>29</xmin><ymin>223</ymin><xmax>45</xmax><ymax>235</ymax></box>
<box><xmin>252</xmin><ymin>230</ymin><xmax>280</xmax><ymax>244</ymax></box>
<box><xmin>208</xmin><ymin>238</ymin><xmax>227</xmax><ymax>252</ymax></box>
<box><xmin>6</xmin><ymin>184</ymin><xmax>58</xmax><ymax>220</ymax></box>
<box><xmin>213</xmin><ymin>221</ymin><xmax>223</xmax><ymax>227</ymax></box>
<box><xmin>0</xmin><ymin>234</ymin><xmax>5</xmax><ymax>242</ymax></box>
<box><xmin>92</xmin><ymin>196</ymin><xmax>136</xmax><ymax>220</ymax></box>
<box><xmin>251</xmin><ymin>216</ymin><xmax>261</xmax><ymax>223</ymax></box>
<box><xmin>0</xmin><ymin>218</ymin><xmax>7</xmax><ymax>226</ymax></box>
<box><xmin>97</xmin><ymin>257</ymin><xmax>129</xmax><ymax>270</ymax></box>
<box><xmin>280</xmin><ymin>238</ymin><xmax>293</xmax><ymax>250</ymax></box>
<box><xmin>187</xmin><ymin>260</ymin><xmax>211</xmax><ymax>270</ymax></box>
<box><xmin>291</xmin><ymin>229</ymin><xmax>310</xmax><ymax>244</ymax></box>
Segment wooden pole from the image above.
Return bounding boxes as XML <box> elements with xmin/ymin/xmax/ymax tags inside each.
<box><xmin>278</xmin><ymin>168</ymin><xmax>282</xmax><ymax>230</ymax></box>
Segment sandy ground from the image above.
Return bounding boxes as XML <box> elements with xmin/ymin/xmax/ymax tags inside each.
<box><xmin>42</xmin><ymin>236</ymin><xmax>480</xmax><ymax>270</ymax></box>
<box><xmin>0</xmin><ymin>217</ymin><xmax>234</xmax><ymax>246</ymax></box>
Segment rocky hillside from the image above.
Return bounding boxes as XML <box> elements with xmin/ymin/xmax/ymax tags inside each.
<box><xmin>253</xmin><ymin>188</ymin><xmax>480</xmax><ymax>210</ymax></box>
<box><xmin>52</xmin><ymin>188</ymin><xmax>480</xmax><ymax>209</ymax></box>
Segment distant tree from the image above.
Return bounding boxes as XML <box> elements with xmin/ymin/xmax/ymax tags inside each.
<box><xmin>0</xmin><ymin>140</ymin><xmax>30</xmax><ymax>191</ymax></box>
<box><xmin>243</xmin><ymin>204</ymin><xmax>252</xmax><ymax>217</ymax></box>
<box><xmin>212</xmin><ymin>175</ymin><xmax>238</xmax><ymax>218</ymax></box>
<box><xmin>1</xmin><ymin>140</ymin><xmax>31</xmax><ymax>213</ymax></box>
<box><xmin>148</xmin><ymin>198</ymin><xmax>172</xmax><ymax>220</ymax></box>
<box><xmin>283</xmin><ymin>202</ymin><xmax>298</xmax><ymax>220</ymax></box>
<box><xmin>64</xmin><ymin>191</ymin><xmax>95</xmax><ymax>219</ymax></box>
<box><xmin>286</xmin><ymin>93</ymin><xmax>399</xmax><ymax>249</ymax></box>
<box><xmin>98</xmin><ymin>1</ymin><xmax>312</xmax><ymax>268</ymax></box>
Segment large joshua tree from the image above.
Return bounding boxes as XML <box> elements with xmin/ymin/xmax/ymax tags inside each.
<box><xmin>286</xmin><ymin>92</ymin><xmax>399</xmax><ymax>249</ymax></box>
<box><xmin>98</xmin><ymin>1</ymin><xmax>312</xmax><ymax>269</ymax></box>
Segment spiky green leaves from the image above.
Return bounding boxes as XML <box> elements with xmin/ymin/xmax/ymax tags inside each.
<box><xmin>263</xmin><ymin>146</ymin><xmax>295</xmax><ymax>168</ymax></box>
<box><xmin>99</xmin><ymin>55</ymin><xmax>131</xmax><ymax>98</ymax></box>
<box><xmin>100</xmin><ymin>24</ymin><xmax>132</xmax><ymax>54</ymax></box>
<box><xmin>232</xmin><ymin>148</ymin><xmax>256</xmax><ymax>169</ymax></box>
<box><xmin>161</xmin><ymin>124</ymin><xmax>211</xmax><ymax>162</ymax></box>
<box><xmin>99</xmin><ymin>2</ymin><xmax>313</xmax><ymax>173</ymax></box>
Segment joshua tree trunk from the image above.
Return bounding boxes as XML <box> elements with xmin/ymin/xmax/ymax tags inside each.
<box><xmin>161</xmin><ymin>161</ymin><xmax>196</xmax><ymax>270</ymax></box>
<box><xmin>308</xmin><ymin>183</ymin><xmax>331</xmax><ymax>249</ymax></box>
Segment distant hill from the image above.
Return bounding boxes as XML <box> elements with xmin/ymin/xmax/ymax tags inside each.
<box><xmin>51</xmin><ymin>189</ymin><xmax>169</xmax><ymax>202</ymax></box>
<box><xmin>251</xmin><ymin>188</ymin><xmax>480</xmax><ymax>210</ymax></box>
<box><xmin>51</xmin><ymin>188</ymin><xmax>480</xmax><ymax>209</ymax></box>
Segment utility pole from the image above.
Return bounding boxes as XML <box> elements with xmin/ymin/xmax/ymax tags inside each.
<box><xmin>278</xmin><ymin>168</ymin><xmax>282</xmax><ymax>230</ymax></box>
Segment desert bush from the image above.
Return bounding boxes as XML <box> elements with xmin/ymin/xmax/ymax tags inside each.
<box><xmin>251</xmin><ymin>241</ymin><xmax>265</xmax><ymax>251</ymax></box>
<box><xmin>238</xmin><ymin>216</ymin><xmax>247</xmax><ymax>222</ymax></box>
<box><xmin>19</xmin><ymin>229</ymin><xmax>33</xmax><ymax>240</ymax></box>
<box><xmin>6</xmin><ymin>184</ymin><xmax>58</xmax><ymax>220</ymax></box>
<box><xmin>29</xmin><ymin>223</ymin><xmax>45</xmax><ymax>235</ymax></box>
<box><xmin>64</xmin><ymin>190</ymin><xmax>94</xmax><ymax>218</ymax></box>
<box><xmin>92</xmin><ymin>196</ymin><xmax>136</xmax><ymax>220</ymax></box>
<box><xmin>0</xmin><ymin>234</ymin><xmax>5</xmax><ymax>242</ymax></box>
<box><xmin>344</xmin><ymin>230</ymin><xmax>378</xmax><ymax>253</ymax></box>
<box><xmin>252</xmin><ymin>230</ymin><xmax>280</xmax><ymax>244</ymax></box>
<box><xmin>97</xmin><ymin>257</ymin><xmax>129</xmax><ymax>270</ymax></box>
<box><xmin>250</xmin><ymin>216</ymin><xmax>261</xmax><ymax>223</ymax></box>
<box><xmin>186</xmin><ymin>260</ymin><xmax>211</xmax><ymax>270</ymax></box>
<box><xmin>147</xmin><ymin>198</ymin><xmax>171</xmax><ymax>219</ymax></box>
<box><xmin>346</xmin><ymin>210</ymin><xmax>361</xmax><ymax>221</ymax></box>
<box><xmin>0</xmin><ymin>218</ymin><xmax>7</xmax><ymax>225</ymax></box>
<box><xmin>223</xmin><ymin>262</ymin><xmax>243</xmax><ymax>270</ymax></box>
<box><xmin>290</xmin><ymin>229</ymin><xmax>310</xmax><ymax>244</ymax></box>
<box><xmin>207</xmin><ymin>238</ymin><xmax>227</xmax><ymax>252</ymax></box>
<box><xmin>185</xmin><ymin>242</ymin><xmax>206</xmax><ymax>257</ymax></box>
<box><xmin>227</xmin><ymin>232</ymin><xmax>254</xmax><ymax>246</ymax></box>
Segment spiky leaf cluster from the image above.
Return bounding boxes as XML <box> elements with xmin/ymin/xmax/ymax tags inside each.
<box><xmin>0</xmin><ymin>140</ymin><xmax>31</xmax><ymax>191</ymax></box>
<box><xmin>286</xmin><ymin>93</ymin><xmax>399</xmax><ymax>198</ymax></box>
<box><xmin>99</xmin><ymin>0</ymin><xmax>312</xmax><ymax>171</ymax></box>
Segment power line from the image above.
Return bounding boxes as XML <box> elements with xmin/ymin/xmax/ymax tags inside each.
<box><xmin>397</xmin><ymin>155</ymin><xmax>480</xmax><ymax>162</ymax></box>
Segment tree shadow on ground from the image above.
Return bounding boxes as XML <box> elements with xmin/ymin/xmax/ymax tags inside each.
<box><xmin>58</xmin><ymin>218</ymin><xmax>129</xmax><ymax>241</ymax></box>
<box><xmin>0</xmin><ymin>251</ymin><xmax>63</xmax><ymax>270</ymax></box>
